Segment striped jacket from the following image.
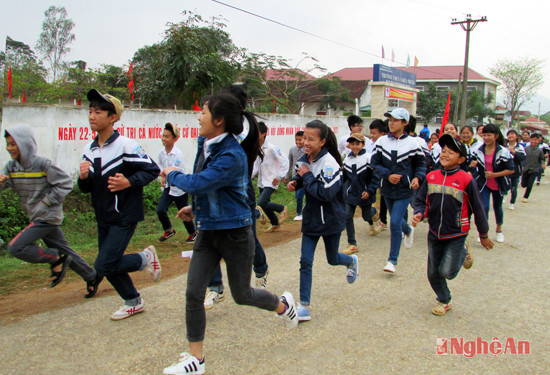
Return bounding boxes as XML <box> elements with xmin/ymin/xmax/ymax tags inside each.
<box><xmin>78</xmin><ymin>130</ymin><xmax>159</xmax><ymax>225</ymax></box>
<box><xmin>343</xmin><ymin>149</ymin><xmax>379</xmax><ymax>206</ymax></box>
<box><xmin>414</xmin><ymin>167</ymin><xmax>489</xmax><ymax>240</ymax></box>
<box><xmin>371</xmin><ymin>132</ymin><xmax>426</xmax><ymax>200</ymax></box>
<box><xmin>1</xmin><ymin>124</ymin><xmax>72</xmax><ymax>225</ymax></box>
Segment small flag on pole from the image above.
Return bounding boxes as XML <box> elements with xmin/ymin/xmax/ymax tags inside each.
<box><xmin>406</xmin><ymin>54</ymin><xmax>411</xmax><ymax>68</ymax></box>
<box><xmin>414</xmin><ymin>56</ymin><xmax>419</xmax><ymax>68</ymax></box>
<box><xmin>391</xmin><ymin>49</ymin><xmax>395</xmax><ymax>63</ymax></box>
<box><xmin>8</xmin><ymin>66</ymin><xmax>12</xmax><ymax>99</ymax></box>
<box><xmin>381</xmin><ymin>45</ymin><xmax>385</xmax><ymax>59</ymax></box>
<box><xmin>22</xmin><ymin>91</ymin><xmax>26</xmax><ymax>103</ymax></box>
<box><xmin>127</xmin><ymin>62</ymin><xmax>134</xmax><ymax>101</ymax></box>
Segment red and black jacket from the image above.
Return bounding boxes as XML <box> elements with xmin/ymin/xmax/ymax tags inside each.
<box><xmin>414</xmin><ymin>166</ymin><xmax>489</xmax><ymax>240</ymax></box>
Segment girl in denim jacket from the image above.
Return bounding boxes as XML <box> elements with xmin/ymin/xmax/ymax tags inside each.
<box><xmin>161</xmin><ymin>91</ymin><xmax>298</xmax><ymax>375</ymax></box>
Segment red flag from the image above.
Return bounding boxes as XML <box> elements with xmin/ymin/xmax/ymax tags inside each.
<box><xmin>22</xmin><ymin>91</ymin><xmax>26</xmax><ymax>103</ymax></box>
<box><xmin>127</xmin><ymin>62</ymin><xmax>134</xmax><ymax>101</ymax></box>
<box><xmin>440</xmin><ymin>92</ymin><xmax>452</xmax><ymax>136</ymax></box>
<box><xmin>127</xmin><ymin>62</ymin><xmax>133</xmax><ymax>77</ymax></box>
<box><xmin>7</xmin><ymin>67</ymin><xmax>12</xmax><ymax>99</ymax></box>
<box><xmin>191</xmin><ymin>100</ymin><xmax>201</xmax><ymax>111</ymax></box>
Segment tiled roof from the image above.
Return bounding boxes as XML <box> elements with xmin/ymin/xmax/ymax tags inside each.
<box><xmin>265</xmin><ymin>69</ymin><xmax>316</xmax><ymax>81</ymax></box>
<box><xmin>329</xmin><ymin>66</ymin><xmax>496</xmax><ymax>82</ymax></box>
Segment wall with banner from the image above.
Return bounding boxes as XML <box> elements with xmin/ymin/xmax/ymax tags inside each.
<box><xmin>0</xmin><ymin>104</ymin><xmax>352</xmax><ymax>178</ymax></box>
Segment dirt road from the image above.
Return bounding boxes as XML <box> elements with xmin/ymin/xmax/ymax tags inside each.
<box><xmin>1</xmin><ymin>184</ymin><xmax>549</xmax><ymax>374</ymax></box>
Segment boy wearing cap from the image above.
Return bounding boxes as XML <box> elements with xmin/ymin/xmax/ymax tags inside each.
<box><xmin>156</xmin><ymin>123</ymin><xmax>197</xmax><ymax>242</ymax></box>
<box><xmin>413</xmin><ymin>134</ymin><xmax>493</xmax><ymax>316</ymax></box>
<box><xmin>79</xmin><ymin>89</ymin><xmax>161</xmax><ymax>320</ymax></box>
<box><xmin>1</xmin><ymin>124</ymin><xmax>101</xmax><ymax>296</ymax></box>
<box><xmin>370</xmin><ymin>108</ymin><xmax>426</xmax><ymax>273</ymax></box>
<box><xmin>342</xmin><ymin>133</ymin><xmax>381</xmax><ymax>255</ymax></box>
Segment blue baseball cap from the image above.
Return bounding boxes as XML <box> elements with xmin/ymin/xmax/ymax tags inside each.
<box><xmin>384</xmin><ymin>108</ymin><xmax>410</xmax><ymax>122</ymax></box>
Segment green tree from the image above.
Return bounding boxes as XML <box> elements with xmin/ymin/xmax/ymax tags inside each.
<box><xmin>36</xmin><ymin>6</ymin><xmax>76</xmax><ymax>82</ymax></box>
<box><xmin>316</xmin><ymin>77</ymin><xmax>352</xmax><ymax>112</ymax></box>
<box><xmin>489</xmin><ymin>57</ymin><xmax>544</xmax><ymax>127</ymax></box>
<box><xmin>131</xmin><ymin>11</ymin><xmax>241</xmax><ymax>108</ymax></box>
<box><xmin>466</xmin><ymin>90</ymin><xmax>494</xmax><ymax>123</ymax></box>
<box><xmin>240</xmin><ymin>52</ymin><xmax>325</xmax><ymax>114</ymax></box>
<box><xmin>416</xmin><ymin>82</ymin><xmax>445</xmax><ymax>122</ymax></box>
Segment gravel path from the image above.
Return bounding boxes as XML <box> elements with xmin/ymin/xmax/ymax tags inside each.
<box><xmin>1</xmin><ymin>183</ymin><xmax>549</xmax><ymax>374</ymax></box>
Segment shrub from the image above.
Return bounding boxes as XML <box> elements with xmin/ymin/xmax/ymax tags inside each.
<box><xmin>0</xmin><ymin>189</ymin><xmax>28</xmax><ymax>253</ymax></box>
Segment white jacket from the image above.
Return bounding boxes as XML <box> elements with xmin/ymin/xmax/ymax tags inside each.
<box><xmin>159</xmin><ymin>146</ymin><xmax>186</xmax><ymax>196</ymax></box>
<box><xmin>253</xmin><ymin>141</ymin><xmax>289</xmax><ymax>189</ymax></box>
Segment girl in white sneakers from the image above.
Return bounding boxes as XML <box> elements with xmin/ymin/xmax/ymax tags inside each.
<box><xmin>160</xmin><ymin>90</ymin><xmax>298</xmax><ymax>375</ymax></box>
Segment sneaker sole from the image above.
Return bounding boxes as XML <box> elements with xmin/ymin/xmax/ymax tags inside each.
<box><xmin>145</xmin><ymin>246</ymin><xmax>162</xmax><ymax>282</ymax></box>
<box><xmin>298</xmin><ymin>315</ymin><xmax>311</xmax><ymax>322</ymax></box>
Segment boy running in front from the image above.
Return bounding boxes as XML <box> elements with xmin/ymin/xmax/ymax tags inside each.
<box><xmin>412</xmin><ymin>134</ymin><xmax>493</xmax><ymax>316</ymax></box>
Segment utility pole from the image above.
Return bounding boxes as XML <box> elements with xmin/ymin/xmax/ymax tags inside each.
<box><xmin>452</xmin><ymin>72</ymin><xmax>462</xmax><ymax>124</ymax></box>
<box><xmin>452</xmin><ymin>14</ymin><xmax>487</xmax><ymax>127</ymax></box>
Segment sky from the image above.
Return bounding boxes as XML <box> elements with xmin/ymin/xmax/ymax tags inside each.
<box><xmin>2</xmin><ymin>0</ymin><xmax>550</xmax><ymax>113</ymax></box>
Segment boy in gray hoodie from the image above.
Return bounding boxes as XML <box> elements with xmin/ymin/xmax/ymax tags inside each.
<box><xmin>0</xmin><ymin>124</ymin><xmax>102</xmax><ymax>297</ymax></box>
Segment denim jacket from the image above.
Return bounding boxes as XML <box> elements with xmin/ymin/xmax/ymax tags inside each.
<box><xmin>166</xmin><ymin>135</ymin><xmax>252</xmax><ymax>230</ymax></box>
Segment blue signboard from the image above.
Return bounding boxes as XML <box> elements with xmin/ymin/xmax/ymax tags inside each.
<box><xmin>373</xmin><ymin>64</ymin><xmax>416</xmax><ymax>89</ymax></box>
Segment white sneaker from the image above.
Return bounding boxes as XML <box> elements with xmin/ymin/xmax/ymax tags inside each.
<box><xmin>496</xmin><ymin>232</ymin><xmax>504</xmax><ymax>243</ymax></box>
<box><xmin>294</xmin><ymin>215</ymin><xmax>303</xmax><ymax>221</ymax></box>
<box><xmin>204</xmin><ymin>290</ymin><xmax>225</xmax><ymax>310</ymax></box>
<box><xmin>508</xmin><ymin>204</ymin><xmax>515</xmax><ymax>210</ymax></box>
<box><xmin>278</xmin><ymin>291</ymin><xmax>298</xmax><ymax>329</ymax></box>
<box><xmin>383</xmin><ymin>262</ymin><xmax>396</xmax><ymax>273</ymax></box>
<box><xmin>163</xmin><ymin>352</ymin><xmax>205</xmax><ymax>375</ymax></box>
<box><xmin>254</xmin><ymin>270</ymin><xmax>269</xmax><ymax>289</ymax></box>
<box><xmin>403</xmin><ymin>226</ymin><xmax>414</xmax><ymax>248</ymax></box>
<box><xmin>143</xmin><ymin>245</ymin><xmax>161</xmax><ymax>282</ymax></box>
<box><xmin>110</xmin><ymin>298</ymin><xmax>145</xmax><ymax>320</ymax></box>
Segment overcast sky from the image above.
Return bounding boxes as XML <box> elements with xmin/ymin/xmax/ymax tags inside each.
<box><xmin>2</xmin><ymin>0</ymin><xmax>550</xmax><ymax>112</ymax></box>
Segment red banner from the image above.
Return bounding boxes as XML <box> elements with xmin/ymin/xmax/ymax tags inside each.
<box><xmin>7</xmin><ymin>66</ymin><xmax>12</xmax><ymax>99</ymax></box>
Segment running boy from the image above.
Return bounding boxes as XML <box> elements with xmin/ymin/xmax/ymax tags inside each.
<box><xmin>253</xmin><ymin>122</ymin><xmax>289</xmax><ymax>232</ymax></box>
<box><xmin>78</xmin><ymin>89</ymin><xmax>161</xmax><ymax>320</ymax></box>
<box><xmin>284</xmin><ymin>130</ymin><xmax>305</xmax><ymax>220</ymax></box>
<box><xmin>371</xmin><ymin>108</ymin><xmax>426</xmax><ymax>273</ymax></box>
<box><xmin>156</xmin><ymin>123</ymin><xmax>196</xmax><ymax>242</ymax></box>
<box><xmin>1</xmin><ymin>124</ymin><xmax>101</xmax><ymax>297</ymax></box>
<box><xmin>413</xmin><ymin>134</ymin><xmax>493</xmax><ymax>316</ymax></box>
<box><xmin>521</xmin><ymin>133</ymin><xmax>545</xmax><ymax>203</ymax></box>
<box><xmin>342</xmin><ymin>133</ymin><xmax>381</xmax><ymax>255</ymax></box>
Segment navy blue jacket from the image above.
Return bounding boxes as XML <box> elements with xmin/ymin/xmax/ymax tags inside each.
<box><xmin>292</xmin><ymin>149</ymin><xmax>345</xmax><ymax>236</ymax></box>
<box><xmin>371</xmin><ymin>132</ymin><xmax>427</xmax><ymax>200</ymax></box>
<box><xmin>471</xmin><ymin>143</ymin><xmax>515</xmax><ymax>195</ymax></box>
<box><xmin>78</xmin><ymin>131</ymin><xmax>160</xmax><ymax>225</ymax></box>
<box><xmin>343</xmin><ymin>149</ymin><xmax>379</xmax><ymax>206</ymax></box>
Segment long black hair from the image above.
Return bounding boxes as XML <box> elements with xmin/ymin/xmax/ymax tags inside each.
<box><xmin>305</xmin><ymin>120</ymin><xmax>342</xmax><ymax>167</ymax></box>
<box><xmin>482</xmin><ymin>123</ymin><xmax>505</xmax><ymax>146</ymax></box>
<box><xmin>205</xmin><ymin>87</ymin><xmax>262</xmax><ymax>176</ymax></box>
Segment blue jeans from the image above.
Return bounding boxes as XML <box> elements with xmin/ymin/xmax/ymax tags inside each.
<box><xmin>427</xmin><ymin>232</ymin><xmax>467</xmax><ymax>304</ymax></box>
<box><xmin>345</xmin><ymin>203</ymin><xmax>375</xmax><ymax>245</ymax></box>
<box><xmin>295</xmin><ymin>188</ymin><xmax>305</xmax><ymax>215</ymax></box>
<box><xmin>299</xmin><ymin>233</ymin><xmax>353</xmax><ymax>305</ymax></box>
<box><xmin>509</xmin><ymin>176</ymin><xmax>520</xmax><ymax>204</ymax></box>
<box><xmin>156</xmin><ymin>188</ymin><xmax>195</xmax><ymax>235</ymax></box>
<box><xmin>208</xmin><ymin>205</ymin><xmax>268</xmax><ymax>292</ymax></box>
<box><xmin>95</xmin><ymin>222</ymin><xmax>143</xmax><ymax>303</ymax></box>
<box><xmin>258</xmin><ymin>187</ymin><xmax>284</xmax><ymax>225</ymax></box>
<box><xmin>384</xmin><ymin>197</ymin><xmax>412</xmax><ymax>265</ymax></box>
<box><xmin>481</xmin><ymin>188</ymin><xmax>504</xmax><ymax>226</ymax></box>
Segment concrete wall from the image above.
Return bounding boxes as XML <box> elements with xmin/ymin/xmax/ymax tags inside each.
<box><xmin>0</xmin><ymin>104</ymin><xmax>352</xmax><ymax>178</ymax></box>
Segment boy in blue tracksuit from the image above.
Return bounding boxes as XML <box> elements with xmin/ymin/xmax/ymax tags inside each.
<box><xmin>78</xmin><ymin>89</ymin><xmax>161</xmax><ymax>321</ymax></box>
<box><xmin>370</xmin><ymin>108</ymin><xmax>426</xmax><ymax>273</ymax></box>
<box><xmin>342</xmin><ymin>133</ymin><xmax>381</xmax><ymax>255</ymax></box>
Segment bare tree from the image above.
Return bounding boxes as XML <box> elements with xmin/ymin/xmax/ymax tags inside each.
<box><xmin>489</xmin><ymin>57</ymin><xmax>544</xmax><ymax>127</ymax></box>
<box><xmin>36</xmin><ymin>6</ymin><xmax>75</xmax><ymax>82</ymax></box>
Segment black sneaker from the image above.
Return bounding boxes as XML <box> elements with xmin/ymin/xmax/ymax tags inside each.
<box><xmin>186</xmin><ymin>231</ymin><xmax>198</xmax><ymax>243</ymax></box>
<box><xmin>159</xmin><ymin>230</ymin><xmax>176</xmax><ymax>242</ymax></box>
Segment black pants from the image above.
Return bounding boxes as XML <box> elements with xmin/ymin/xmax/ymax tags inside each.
<box><xmin>521</xmin><ymin>171</ymin><xmax>538</xmax><ymax>199</ymax></box>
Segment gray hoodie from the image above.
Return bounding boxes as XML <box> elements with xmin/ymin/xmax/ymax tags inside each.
<box><xmin>1</xmin><ymin>124</ymin><xmax>72</xmax><ymax>225</ymax></box>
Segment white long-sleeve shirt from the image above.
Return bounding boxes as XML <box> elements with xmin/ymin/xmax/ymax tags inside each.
<box><xmin>252</xmin><ymin>141</ymin><xmax>289</xmax><ymax>189</ymax></box>
<box><xmin>159</xmin><ymin>146</ymin><xmax>186</xmax><ymax>196</ymax></box>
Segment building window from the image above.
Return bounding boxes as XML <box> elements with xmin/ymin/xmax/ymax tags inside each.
<box><xmin>416</xmin><ymin>86</ymin><xmax>424</xmax><ymax>91</ymax></box>
<box><xmin>387</xmin><ymin>99</ymin><xmax>399</xmax><ymax>111</ymax></box>
<box><xmin>436</xmin><ymin>86</ymin><xmax>450</xmax><ymax>92</ymax></box>
<box><xmin>316</xmin><ymin>111</ymin><xmax>326</xmax><ymax>116</ymax></box>
<box><xmin>467</xmin><ymin>86</ymin><xmax>478</xmax><ymax>91</ymax></box>
<box><xmin>435</xmin><ymin>116</ymin><xmax>443</xmax><ymax>124</ymax></box>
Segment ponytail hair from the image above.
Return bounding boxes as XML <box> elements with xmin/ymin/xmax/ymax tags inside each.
<box><xmin>207</xmin><ymin>86</ymin><xmax>262</xmax><ymax>176</ymax></box>
<box><xmin>305</xmin><ymin>120</ymin><xmax>342</xmax><ymax>167</ymax></box>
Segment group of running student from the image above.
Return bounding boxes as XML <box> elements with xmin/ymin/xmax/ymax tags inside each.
<box><xmin>3</xmin><ymin>88</ymin><xmax>547</xmax><ymax>375</ymax></box>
